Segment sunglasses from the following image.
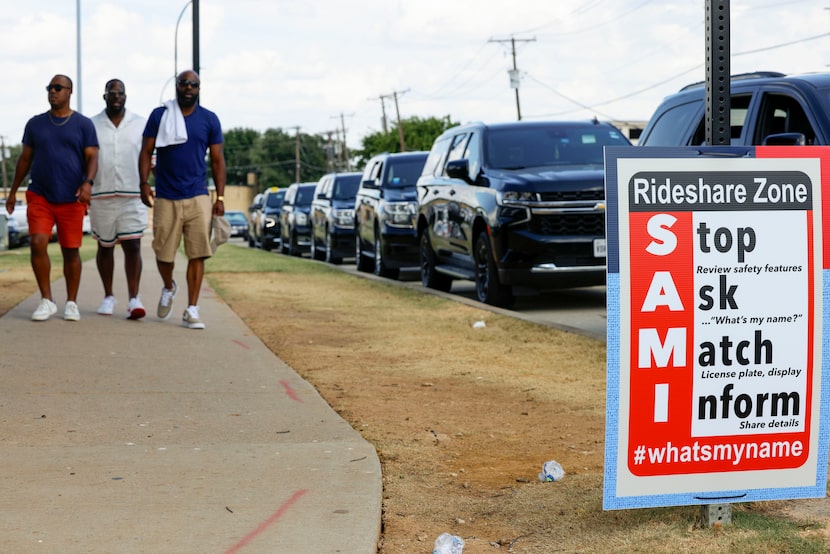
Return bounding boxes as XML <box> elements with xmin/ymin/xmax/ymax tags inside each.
<box><xmin>46</xmin><ymin>84</ymin><xmax>70</xmax><ymax>92</ymax></box>
<box><xmin>176</xmin><ymin>80</ymin><xmax>200</xmax><ymax>89</ymax></box>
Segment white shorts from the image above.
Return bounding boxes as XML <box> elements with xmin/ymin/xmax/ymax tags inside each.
<box><xmin>90</xmin><ymin>196</ymin><xmax>148</xmax><ymax>246</ymax></box>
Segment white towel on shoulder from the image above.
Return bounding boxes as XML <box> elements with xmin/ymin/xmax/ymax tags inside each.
<box><xmin>155</xmin><ymin>99</ymin><xmax>188</xmax><ymax>147</ymax></box>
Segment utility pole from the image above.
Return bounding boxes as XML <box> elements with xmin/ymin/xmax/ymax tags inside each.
<box><xmin>489</xmin><ymin>35</ymin><xmax>536</xmax><ymax>120</ymax></box>
<box><xmin>370</xmin><ymin>95</ymin><xmax>389</xmax><ymax>133</ymax></box>
<box><xmin>381</xmin><ymin>89</ymin><xmax>409</xmax><ymax>152</ymax></box>
<box><xmin>292</xmin><ymin>126</ymin><xmax>301</xmax><ymax>183</ymax></box>
<box><xmin>332</xmin><ymin>113</ymin><xmax>353</xmax><ymax>171</ymax></box>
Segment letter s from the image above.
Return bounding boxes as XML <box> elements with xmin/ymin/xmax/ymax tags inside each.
<box><xmin>645</xmin><ymin>213</ymin><xmax>677</xmax><ymax>256</ymax></box>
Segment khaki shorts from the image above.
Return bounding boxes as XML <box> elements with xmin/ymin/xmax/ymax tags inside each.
<box><xmin>152</xmin><ymin>196</ymin><xmax>212</xmax><ymax>262</ymax></box>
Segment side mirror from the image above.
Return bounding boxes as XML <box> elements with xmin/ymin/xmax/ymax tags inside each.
<box><xmin>762</xmin><ymin>132</ymin><xmax>806</xmax><ymax>146</ymax></box>
<box><xmin>362</xmin><ymin>179</ymin><xmax>379</xmax><ymax>190</ymax></box>
<box><xmin>446</xmin><ymin>159</ymin><xmax>474</xmax><ymax>185</ymax></box>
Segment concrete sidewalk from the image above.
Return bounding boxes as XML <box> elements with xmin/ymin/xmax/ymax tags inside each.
<box><xmin>0</xmin><ymin>240</ymin><xmax>381</xmax><ymax>553</ymax></box>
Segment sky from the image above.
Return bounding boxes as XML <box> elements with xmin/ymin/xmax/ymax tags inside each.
<box><xmin>1</xmin><ymin>0</ymin><xmax>829</xmax><ymax>152</ymax></box>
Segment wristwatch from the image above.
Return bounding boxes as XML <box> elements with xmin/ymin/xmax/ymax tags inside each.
<box><xmin>217</xmin><ymin>196</ymin><xmax>224</xmax><ymax>201</ymax></box>
<box><xmin>85</xmin><ymin>179</ymin><xmax>94</xmax><ymax>185</ymax></box>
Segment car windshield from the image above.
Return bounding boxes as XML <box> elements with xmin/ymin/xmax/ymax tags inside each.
<box><xmin>224</xmin><ymin>212</ymin><xmax>247</xmax><ymax>224</ymax></box>
<box><xmin>266</xmin><ymin>190</ymin><xmax>285</xmax><ymax>208</ymax></box>
<box><xmin>385</xmin><ymin>158</ymin><xmax>425</xmax><ymax>188</ymax></box>
<box><xmin>485</xmin><ymin>125</ymin><xmax>630</xmax><ymax>169</ymax></box>
<box><xmin>333</xmin><ymin>175</ymin><xmax>361</xmax><ymax>200</ymax></box>
<box><xmin>295</xmin><ymin>186</ymin><xmax>316</xmax><ymax>206</ymax></box>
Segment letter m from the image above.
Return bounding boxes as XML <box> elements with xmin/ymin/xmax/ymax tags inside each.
<box><xmin>639</xmin><ymin>328</ymin><xmax>687</xmax><ymax>368</ymax></box>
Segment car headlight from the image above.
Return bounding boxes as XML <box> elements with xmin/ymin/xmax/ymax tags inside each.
<box><xmin>498</xmin><ymin>191</ymin><xmax>537</xmax><ymax>204</ymax></box>
<box><xmin>265</xmin><ymin>216</ymin><xmax>277</xmax><ymax>228</ymax></box>
<box><xmin>382</xmin><ymin>201</ymin><xmax>417</xmax><ymax>226</ymax></box>
<box><xmin>295</xmin><ymin>212</ymin><xmax>308</xmax><ymax>226</ymax></box>
<box><xmin>333</xmin><ymin>208</ymin><xmax>355</xmax><ymax>227</ymax></box>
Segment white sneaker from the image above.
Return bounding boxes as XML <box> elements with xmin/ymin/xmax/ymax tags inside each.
<box><xmin>157</xmin><ymin>281</ymin><xmax>178</xmax><ymax>320</ymax></box>
<box><xmin>127</xmin><ymin>296</ymin><xmax>146</xmax><ymax>320</ymax></box>
<box><xmin>182</xmin><ymin>305</ymin><xmax>206</xmax><ymax>329</ymax></box>
<box><xmin>64</xmin><ymin>301</ymin><xmax>80</xmax><ymax>321</ymax></box>
<box><xmin>32</xmin><ymin>298</ymin><xmax>58</xmax><ymax>321</ymax></box>
<box><xmin>97</xmin><ymin>295</ymin><xmax>116</xmax><ymax>315</ymax></box>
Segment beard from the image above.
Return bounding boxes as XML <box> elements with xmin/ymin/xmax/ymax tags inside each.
<box><xmin>176</xmin><ymin>89</ymin><xmax>199</xmax><ymax>109</ymax></box>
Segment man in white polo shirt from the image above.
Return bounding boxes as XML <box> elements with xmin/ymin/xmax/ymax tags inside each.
<box><xmin>90</xmin><ymin>79</ymin><xmax>148</xmax><ymax>319</ymax></box>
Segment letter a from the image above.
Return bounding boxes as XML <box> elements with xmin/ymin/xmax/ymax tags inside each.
<box><xmin>641</xmin><ymin>271</ymin><xmax>684</xmax><ymax>312</ymax></box>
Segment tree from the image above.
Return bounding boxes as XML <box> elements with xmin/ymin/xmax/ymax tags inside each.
<box><xmin>352</xmin><ymin>115</ymin><xmax>458</xmax><ymax>168</ymax></box>
<box><xmin>224</xmin><ymin>128</ymin><xmax>261</xmax><ymax>186</ymax></box>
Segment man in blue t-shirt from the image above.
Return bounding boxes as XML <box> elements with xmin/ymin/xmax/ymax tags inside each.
<box><xmin>138</xmin><ymin>70</ymin><xmax>227</xmax><ymax>330</ymax></box>
<box><xmin>4</xmin><ymin>74</ymin><xmax>99</xmax><ymax>322</ymax></box>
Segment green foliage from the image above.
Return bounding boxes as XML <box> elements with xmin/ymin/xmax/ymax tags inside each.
<box><xmin>351</xmin><ymin>115</ymin><xmax>458</xmax><ymax>168</ymax></box>
<box><xmin>223</xmin><ymin>127</ymin><xmax>331</xmax><ymax>193</ymax></box>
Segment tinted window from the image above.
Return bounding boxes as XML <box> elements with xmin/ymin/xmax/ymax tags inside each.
<box><xmin>333</xmin><ymin>175</ymin><xmax>361</xmax><ymax>199</ymax></box>
<box><xmin>266</xmin><ymin>190</ymin><xmax>285</xmax><ymax>208</ymax></box>
<box><xmin>485</xmin><ymin>125</ymin><xmax>630</xmax><ymax>169</ymax></box>
<box><xmin>224</xmin><ymin>212</ymin><xmax>247</xmax><ymax>224</ymax></box>
<box><xmin>295</xmin><ymin>186</ymin><xmax>316</xmax><ymax>206</ymax></box>
<box><xmin>385</xmin><ymin>157</ymin><xmax>426</xmax><ymax>188</ymax></box>
<box><xmin>641</xmin><ymin>100</ymin><xmax>702</xmax><ymax>146</ymax></box>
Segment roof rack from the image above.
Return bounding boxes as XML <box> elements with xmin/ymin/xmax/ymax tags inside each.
<box><xmin>679</xmin><ymin>71</ymin><xmax>787</xmax><ymax>92</ymax></box>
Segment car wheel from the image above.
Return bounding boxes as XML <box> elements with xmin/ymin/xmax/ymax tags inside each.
<box><xmin>474</xmin><ymin>231</ymin><xmax>513</xmax><ymax>307</ymax></box>
<box><xmin>373</xmin><ymin>233</ymin><xmax>399</xmax><ymax>279</ymax></box>
<box><xmin>420</xmin><ymin>231</ymin><xmax>452</xmax><ymax>292</ymax></box>
<box><xmin>325</xmin><ymin>230</ymin><xmax>341</xmax><ymax>265</ymax></box>
<box><xmin>289</xmin><ymin>232</ymin><xmax>300</xmax><ymax>257</ymax></box>
<box><xmin>356</xmin><ymin>231</ymin><xmax>372</xmax><ymax>272</ymax></box>
<box><xmin>312</xmin><ymin>233</ymin><xmax>325</xmax><ymax>261</ymax></box>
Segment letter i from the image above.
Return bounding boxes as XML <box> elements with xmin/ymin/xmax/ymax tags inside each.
<box><xmin>654</xmin><ymin>383</ymin><xmax>669</xmax><ymax>423</ymax></box>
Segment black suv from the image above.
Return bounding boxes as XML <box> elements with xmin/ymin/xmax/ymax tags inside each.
<box><xmin>354</xmin><ymin>151</ymin><xmax>428</xmax><ymax>279</ymax></box>
<box><xmin>279</xmin><ymin>182</ymin><xmax>317</xmax><ymax>256</ymax></box>
<box><xmin>310</xmin><ymin>172</ymin><xmax>362</xmax><ymax>264</ymax></box>
<box><xmin>639</xmin><ymin>71</ymin><xmax>830</xmax><ymax>147</ymax></box>
<box><xmin>248</xmin><ymin>187</ymin><xmax>285</xmax><ymax>251</ymax></box>
<box><xmin>417</xmin><ymin>120</ymin><xmax>631</xmax><ymax>307</ymax></box>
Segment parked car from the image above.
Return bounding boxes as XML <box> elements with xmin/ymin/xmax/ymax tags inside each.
<box><xmin>416</xmin><ymin>120</ymin><xmax>632</xmax><ymax>307</ymax></box>
<box><xmin>279</xmin><ymin>182</ymin><xmax>317</xmax><ymax>256</ymax></box>
<box><xmin>248</xmin><ymin>187</ymin><xmax>285</xmax><ymax>250</ymax></box>
<box><xmin>638</xmin><ymin>71</ymin><xmax>830</xmax><ymax>147</ymax></box>
<box><xmin>4</xmin><ymin>213</ymin><xmax>24</xmax><ymax>248</ymax></box>
<box><xmin>310</xmin><ymin>171</ymin><xmax>362</xmax><ymax>264</ymax></box>
<box><xmin>6</xmin><ymin>200</ymin><xmax>29</xmax><ymax>246</ymax></box>
<box><xmin>223</xmin><ymin>210</ymin><xmax>249</xmax><ymax>239</ymax></box>
<box><xmin>354</xmin><ymin>151</ymin><xmax>429</xmax><ymax>278</ymax></box>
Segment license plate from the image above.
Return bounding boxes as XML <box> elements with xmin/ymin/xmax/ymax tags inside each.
<box><xmin>593</xmin><ymin>238</ymin><xmax>606</xmax><ymax>257</ymax></box>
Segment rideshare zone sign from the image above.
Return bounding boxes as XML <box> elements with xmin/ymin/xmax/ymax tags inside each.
<box><xmin>603</xmin><ymin>146</ymin><xmax>830</xmax><ymax>510</ymax></box>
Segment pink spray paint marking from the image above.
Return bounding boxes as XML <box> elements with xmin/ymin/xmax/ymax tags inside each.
<box><xmin>280</xmin><ymin>380</ymin><xmax>303</xmax><ymax>403</ymax></box>
<box><xmin>232</xmin><ymin>339</ymin><xmax>251</xmax><ymax>350</ymax></box>
<box><xmin>224</xmin><ymin>489</ymin><xmax>309</xmax><ymax>554</ymax></box>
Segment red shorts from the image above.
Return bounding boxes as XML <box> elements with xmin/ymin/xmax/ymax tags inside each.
<box><xmin>26</xmin><ymin>190</ymin><xmax>86</xmax><ymax>248</ymax></box>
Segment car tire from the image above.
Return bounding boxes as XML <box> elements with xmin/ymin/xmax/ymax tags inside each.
<box><xmin>356</xmin><ymin>232</ymin><xmax>372</xmax><ymax>272</ymax></box>
<box><xmin>420</xmin><ymin>231</ymin><xmax>452</xmax><ymax>292</ymax></box>
<box><xmin>312</xmin><ymin>233</ymin><xmax>325</xmax><ymax>261</ymax></box>
<box><xmin>373</xmin><ymin>233</ymin><xmax>399</xmax><ymax>279</ymax></box>
<box><xmin>325</xmin><ymin>230</ymin><xmax>341</xmax><ymax>265</ymax></box>
<box><xmin>289</xmin><ymin>231</ymin><xmax>300</xmax><ymax>257</ymax></box>
<box><xmin>474</xmin><ymin>231</ymin><xmax>513</xmax><ymax>308</ymax></box>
